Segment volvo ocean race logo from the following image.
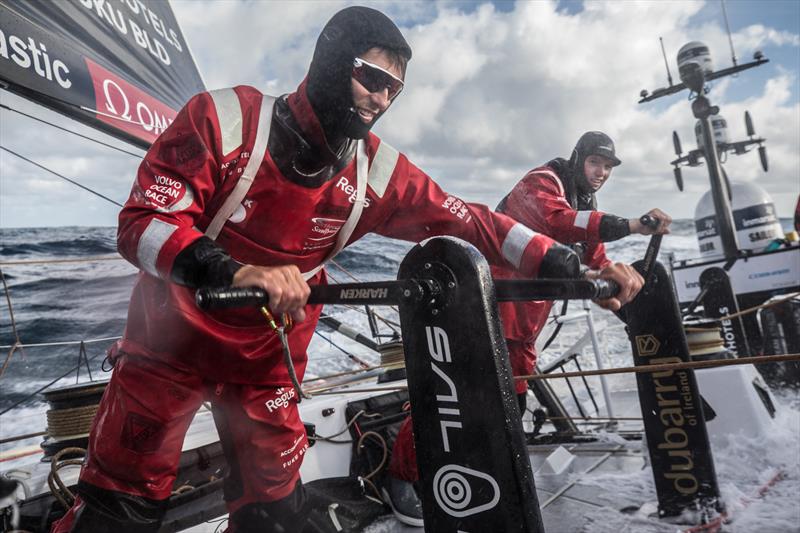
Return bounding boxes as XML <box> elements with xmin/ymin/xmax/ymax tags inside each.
<box><xmin>425</xmin><ymin>325</ymin><xmax>500</xmax><ymax>518</ymax></box>
<box><xmin>136</xmin><ymin>173</ymin><xmax>193</xmax><ymax>213</ymax></box>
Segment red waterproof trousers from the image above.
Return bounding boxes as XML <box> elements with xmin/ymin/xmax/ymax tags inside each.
<box><xmin>51</xmin><ymin>353</ymin><xmax>308</xmax><ymax>532</ymax></box>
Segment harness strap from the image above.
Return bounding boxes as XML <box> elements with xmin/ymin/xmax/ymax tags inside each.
<box><xmin>205</xmin><ymin>94</ymin><xmax>275</xmax><ymax>240</ymax></box>
<box><xmin>301</xmin><ymin>140</ymin><xmax>368</xmax><ymax>280</ymax></box>
<box><xmin>205</xmin><ymin>91</ymin><xmax>370</xmax><ymax>281</ymax></box>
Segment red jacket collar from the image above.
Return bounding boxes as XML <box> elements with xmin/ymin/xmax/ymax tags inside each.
<box><xmin>286</xmin><ymin>78</ymin><xmax>329</xmax><ymax>150</ymax></box>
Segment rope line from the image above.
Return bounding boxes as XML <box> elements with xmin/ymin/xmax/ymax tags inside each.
<box><xmin>0</xmin><ymin>431</ymin><xmax>47</xmax><ymax>445</ymax></box>
<box><xmin>48</xmin><ymin>447</ymin><xmax>86</xmax><ymax>510</ymax></box>
<box><xmin>304</xmin><ymin>352</ymin><xmax>800</xmax><ymax>396</ymax></box>
<box><xmin>313</xmin><ymin>330</ymin><xmax>373</xmax><ymax>369</ymax></box>
<box><xmin>0</xmin><ymin>336</ymin><xmax>121</xmax><ymax>350</ymax></box>
<box><xmin>516</xmin><ymin>352</ymin><xmax>800</xmax><ymax>382</ymax></box>
<box><xmin>0</xmin><ymin>103</ymin><xmax>143</xmax><ymax>158</ymax></box>
<box><xmin>0</xmin><ymin>268</ymin><xmax>24</xmax><ymax>378</ymax></box>
<box><xmin>0</xmin><ymin>255</ymin><xmax>124</xmax><ymax>266</ymax></box>
<box><xmin>716</xmin><ymin>291</ymin><xmax>799</xmax><ymax>322</ymax></box>
<box><xmin>0</xmin><ymin>146</ymin><xmax>123</xmax><ymax>207</ymax></box>
<box><xmin>0</xmin><ymin>350</ymin><xmax>106</xmax><ymax>416</ymax></box>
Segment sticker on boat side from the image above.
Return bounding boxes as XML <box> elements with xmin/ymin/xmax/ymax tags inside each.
<box><xmin>636</xmin><ymin>334</ymin><xmax>661</xmax><ymax>356</ymax></box>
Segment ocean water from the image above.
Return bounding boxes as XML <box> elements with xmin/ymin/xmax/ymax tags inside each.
<box><xmin>1</xmin><ymin>222</ymin><xmax>798</xmax><ymax>532</ymax></box>
<box><xmin>0</xmin><ymin>222</ymin><xmax>697</xmax><ymax>415</ymax></box>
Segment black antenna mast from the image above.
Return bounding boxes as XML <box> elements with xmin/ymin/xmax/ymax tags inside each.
<box><xmin>721</xmin><ymin>0</ymin><xmax>738</xmax><ymax>67</ymax></box>
<box><xmin>660</xmin><ymin>37</ymin><xmax>674</xmax><ymax>86</ymax></box>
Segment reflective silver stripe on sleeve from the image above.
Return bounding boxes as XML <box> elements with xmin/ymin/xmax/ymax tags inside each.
<box><xmin>501</xmin><ymin>223</ymin><xmax>538</xmax><ymax>269</ymax></box>
<box><xmin>539</xmin><ymin>169</ymin><xmax>564</xmax><ymax>196</ymax></box>
<box><xmin>367</xmin><ymin>140</ymin><xmax>399</xmax><ymax>198</ymax></box>
<box><xmin>137</xmin><ymin>218</ymin><xmax>179</xmax><ymax>277</ymax></box>
<box><xmin>209</xmin><ymin>88</ymin><xmax>243</xmax><ymax>156</ymax></box>
<box><xmin>574</xmin><ymin>210</ymin><xmax>592</xmax><ymax>229</ymax></box>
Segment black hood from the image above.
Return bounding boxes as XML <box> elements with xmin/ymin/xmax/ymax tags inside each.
<box><xmin>306</xmin><ymin>6</ymin><xmax>412</xmax><ymax>148</ymax></box>
<box><xmin>548</xmin><ymin>157</ymin><xmax>596</xmax><ymax>211</ymax></box>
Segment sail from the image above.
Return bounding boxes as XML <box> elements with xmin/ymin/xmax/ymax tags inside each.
<box><xmin>0</xmin><ymin>0</ymin><xmax>205</xmax><ymax>148</ymax></box>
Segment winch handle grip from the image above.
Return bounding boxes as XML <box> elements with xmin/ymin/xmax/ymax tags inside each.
<box><xmin>592</xmin><ymin>279</ymin><xmax>621</xmax><ymax>300</ymax></box>
<box><xmin>640</xmin><ymin>214</ymin><xmax>660</xmax><ymax>230</ymax></box>
<box><xmin>196</xmin><ymin>287</ymin><xmax>268</xmax><ymax>310</ymax></box>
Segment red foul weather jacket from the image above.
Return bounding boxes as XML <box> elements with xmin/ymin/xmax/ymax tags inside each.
<box><xmin>116</xmin><ymin>84</ymin><xmax>560</xmax><ymax>386</ymax></box>
<box><xmin>493</xmin><ymin>163</ymin><xmax>612</xmax><ymax>366</ymax></box>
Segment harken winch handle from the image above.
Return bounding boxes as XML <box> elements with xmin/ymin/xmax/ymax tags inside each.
<box><xmin>197</xmin><ymin>278</ymin><xmax>621</xmax><ymax>310</ymax></box>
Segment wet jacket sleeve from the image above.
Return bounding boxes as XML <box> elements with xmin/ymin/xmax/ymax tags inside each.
<box><xmin>117</xmin><ymin>92</ymin><xmax>233</xmax><ymax>285</ymax></box>
<box><xmin>370</xmin><ymin>156</ymin><xmax>567</xmax><ymax>278</ymax></box>
<box><xmin>501</xmin><ymin>168</ymin><xmax>611</xmax><ymax>244</ymax></box>
<box><xmin>583</xmin><ymin>242</ymin><xmax>612</xmax><ymax>271</ymax></box>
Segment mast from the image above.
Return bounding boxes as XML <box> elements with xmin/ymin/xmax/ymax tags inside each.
<box><xmin>692</xmin><ymin>92</ymin><xmax>739</xmax><ymax>258</ymax></box>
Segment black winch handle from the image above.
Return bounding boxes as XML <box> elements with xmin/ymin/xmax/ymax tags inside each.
<box><xmin>592</xmin><ymin>279</ymin><xmax>620</xmax><ymax>300</ymax></box>
<box><xmin>640</xmin><ymin>214</ymin><xmax>660</xmax><ymax>231</ymax></box>
<box><xmin>196</xmin><ymin>280</ymin><xmax>420</xmax><ymax>309</ymax></box>
<box><xmin>196</xmin><ymin>287</ymin><xmax>268</xmax><ymax>309</ymax></box>
<box><xmin>197</xmin><ymin>278</ymin><xmax>621</xmax><ymax>310</ymax></box>
<box><xmin>640</xmin><ymin>214</ymin><xmax>663</xmax><ymax>285</ymax></box>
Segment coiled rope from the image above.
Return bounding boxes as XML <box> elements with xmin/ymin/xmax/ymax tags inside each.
<box><xmin>45</xmin><ymin>404</ymin><xmax>99</xmax><ymax>437</ymax></box>
<box><xmin>356</xmin><ymin>431</ymin><xmax>389</xmax><ymax>502</ymax></box>
<box><xmin>47</xmin><ymin>447</ymin><xmax>86</xmax><ymax>510</ymax></box>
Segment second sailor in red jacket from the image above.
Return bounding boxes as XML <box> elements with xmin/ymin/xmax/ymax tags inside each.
<box><xmin>493</xmin><ymin>131</ymin><xmax>672</xmax><ymax>404</ymax></box>
<box><xmin>386</xmin><ymin>132</ymin><xmax>670</xmax><ymax>520</ymax></box>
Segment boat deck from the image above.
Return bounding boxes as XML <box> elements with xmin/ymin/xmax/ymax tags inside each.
<box><xmin>4</xmin><ymin>383</ymin><xmax>678</xmax><ymax>533</ymax></box>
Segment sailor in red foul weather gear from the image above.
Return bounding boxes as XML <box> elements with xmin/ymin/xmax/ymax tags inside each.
<box><xmin>492</xmin><ymin>131</ymin><xmax>671</xmax><ymax>403</ymax></box>
<box><xmin>52</xmin><ymin>7</ymin><xmax>576</xmax><ymax>533</ymax></box>
<box><xmin>387</xmin><ymin>132</ymin><xmax>669</xmax><ymax>505</ymax></box>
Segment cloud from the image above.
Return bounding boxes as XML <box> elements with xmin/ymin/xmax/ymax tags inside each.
<box><xmin>737</xmin><ymin>24</ymin><xmax>800</xmax><ymax>51</ymax></box>
<box><xmin>1</xmin><ymin>0</ymin><xmax>798</xmax><ymax>228</ymax></box>
<box><xmin>375</xmin><ymin>0</ymin><xmax>799</xmax><ymax>218</ymax></box>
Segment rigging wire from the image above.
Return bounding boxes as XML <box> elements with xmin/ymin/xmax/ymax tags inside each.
<box><xmin>0</xmin><ymin>350</ymin><xmax>106</xmax><ymax>416</ymax></box>
<box><xmin>328</xmin><ymin>259</ymin><xmax>401</xmax><ymax>331</ymax></box>
<box><xmin>314</xmin><ymin>330</ymin><xmax>372</xmax><ymax>369</ymax></box>
<box><xmin>0</xmin><ymin>268</ymin><xmax>25</xmax><ymax>378</ymax></box>
<box><xmin>0</xmin><ymin>255</ymin><xmax>124</xmax><ymax>267</ymax></box>
<box><xmin>0</xmin><ymin>146</ymin><xmax>123</xmax><ymax>207</ymax></box>
<box><xmin>0</xmin><ymin>103</ymin><xmax>144</xmax><ymax>159</ymax></box>
<box><xmin>0</xmin><ymin>86</ymin><xmax>150</xmax><ymax>151</ymax></box>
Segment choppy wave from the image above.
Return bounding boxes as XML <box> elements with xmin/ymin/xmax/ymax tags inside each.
<box><xmin>0</xmin><ymin>226</ymin><xmax>118</xmax><ymax>257</ymax></box>
<box><xmin>1</xmin><ymin>221</ymin><xmax>798</xmax><ymax>532</ymax></box>
<box><xmin>0</xmin><ymin>221</ymin><xmax>794</xmax><ymax>417</ymax></box>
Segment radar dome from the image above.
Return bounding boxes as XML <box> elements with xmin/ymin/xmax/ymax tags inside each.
<box><xmin>677</xmin><ymin>41</ymin><xmax>714</xmax><ymax>78</ymax></box>
<box><xmin>694</xmin><ymin>182</ymin><xmax>783</xmax><ymax>257</ymax></box>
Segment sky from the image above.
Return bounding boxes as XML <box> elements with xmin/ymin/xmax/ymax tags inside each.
<box><xmin>1</xmin><ymin>0</ymin><xmax>798</xmax><ymax>229</ymax></box>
